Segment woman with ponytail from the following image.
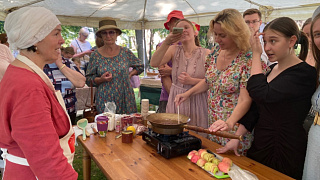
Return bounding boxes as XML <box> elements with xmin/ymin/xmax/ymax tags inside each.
<box><xmin>216</xmin><ymin>17</ymin><xmax>316</xmax><ymax>179</ymax></box>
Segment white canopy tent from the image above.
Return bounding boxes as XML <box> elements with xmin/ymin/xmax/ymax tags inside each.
<box><xmin>0</xmin><ymin>0</ymin><xmax>319</xmax><ymax>29</ymax></box>
<box><xmin>1</xmin><ymin>0</ymin><xmax>319</xmax><ymax>75</ymax></box>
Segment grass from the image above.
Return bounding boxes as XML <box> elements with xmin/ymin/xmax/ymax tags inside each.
<box><xmin>73</xmin><ymin>88</ymin><xmax>140</xmax><ymax>179</ymax></box>
<box><xmin>74</xmin><ymin>143</ymin><xmax>108</xmax><ymax>180</ymax></box>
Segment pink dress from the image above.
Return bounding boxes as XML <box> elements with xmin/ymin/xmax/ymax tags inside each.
<box><xmin>166</xmin><ymin>45</ymin><xmax>208</xmax><ymax>135</ymax></box>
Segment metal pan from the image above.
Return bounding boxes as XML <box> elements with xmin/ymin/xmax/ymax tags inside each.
<box><xmin>146</xmin><ymin>113</ymin><xmax>243</xmax><ymax>141</ymax></box>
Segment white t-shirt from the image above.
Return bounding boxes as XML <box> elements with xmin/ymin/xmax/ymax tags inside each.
<box><xmin>70</xmin><ymin>39</ymin><xmax>92</xmax><ymax>68</ymax></box>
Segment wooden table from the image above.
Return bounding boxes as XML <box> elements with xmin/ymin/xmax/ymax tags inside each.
<box><xmin>77</xmin><ymin>131</ymin><xmax>294</xmax><ymax>180</ymax></box>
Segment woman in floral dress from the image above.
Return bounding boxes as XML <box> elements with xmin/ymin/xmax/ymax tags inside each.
<box><xmin>86</xmin><ymin>18</ymin><xmax>144</xmax><ymax>114</ymax></box>
<box><xmin>176</xmin><ymin>9</ymin><xmax>267</xmax><ymax>155</ymax></box>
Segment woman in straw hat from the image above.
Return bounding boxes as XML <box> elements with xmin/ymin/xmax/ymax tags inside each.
<box><xmin>0</xmin><ymin>7</ymin><xmax>78</xmax><ymax>179</ymax></box>
<box><xmin>86</xmin><ymin>18</ymin><xmax>144</xmax><ymax>114</ymax></box>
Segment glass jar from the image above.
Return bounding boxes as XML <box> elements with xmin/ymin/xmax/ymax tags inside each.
<box><xmin>122</xmin><ymin>131</ymin><xmax>133</xmax><ymax>143</ymax></box>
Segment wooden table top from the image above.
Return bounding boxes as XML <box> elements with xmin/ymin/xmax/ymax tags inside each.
<box><xmin>77</xmin><ymin>131</ymin><xmax>294</xmax><ymax>180</ymax></box>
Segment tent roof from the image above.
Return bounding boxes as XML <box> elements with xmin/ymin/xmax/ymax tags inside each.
<box><xmin>0</xmin><ymin>0</ymin><xmax>319</xmax><ymax>29</ymax></box>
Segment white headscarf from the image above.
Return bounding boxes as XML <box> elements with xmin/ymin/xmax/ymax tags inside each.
<box><xmin>4</xmin><ymin>7</ymin><xmax>60</xmax><ymax>50</ymax></box>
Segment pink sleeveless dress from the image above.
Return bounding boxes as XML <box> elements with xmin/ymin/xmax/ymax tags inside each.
<box><xmin>166</xmin><ymin>45</ymin><xmax>208</xmax><ymax>135</ymax></box>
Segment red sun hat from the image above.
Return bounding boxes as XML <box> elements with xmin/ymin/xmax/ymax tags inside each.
<box><xmin>192</xmin><ymin>22</ymin><xmax>200</xmax><ymax>31</ymax></box>
<box><xmin>164</xmin><ymin>10</ymin><xmax>184</xmax><ymax>30</ymax></box>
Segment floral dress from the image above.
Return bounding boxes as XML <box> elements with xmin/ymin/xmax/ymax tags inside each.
<box><xmin>86</xmin><ymin>46</ymin><xmax>144</xmax><ymax>114</ymax></box>
<box><xmin>206</xmin><ymin>44</ymin><xmax>266</xmax><ymax>155</ymax></box>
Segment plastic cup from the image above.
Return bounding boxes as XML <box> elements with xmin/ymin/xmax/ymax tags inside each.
<box><xmin>96</xmin><ymin>116</ymin><xmax>109</xmax><ymax>137</ymax></box>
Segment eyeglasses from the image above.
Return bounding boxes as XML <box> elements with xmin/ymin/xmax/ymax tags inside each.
<box><xmin>81</xmin><ymin>33</ymin><xmax>88</xmax><ymax>37</ymax></box>
<box><xmin>245</xmin><ymin>20</ymin><xmax>260</xmax><ymax>25</ymax></box>
<box><xmin>100</xmin><ymin>30</ymin><xmax>116</xmax><ymax>36</ymax></box>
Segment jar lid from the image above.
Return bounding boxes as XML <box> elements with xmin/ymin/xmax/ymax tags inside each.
<box><xmin>97</xmin><ymin>116</ymin><xmax>109</xmax><ymax>121</ymax></box>
<box><xmin>122</xmin><ymin>131</ymin><xmax>133</xmax><ymax>135</ymax></box>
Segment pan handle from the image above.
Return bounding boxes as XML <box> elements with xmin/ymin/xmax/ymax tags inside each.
<box><xmin>183</xmin><ymin>125</ymin><xmax>243</xmax><ymax>141</ymax></box>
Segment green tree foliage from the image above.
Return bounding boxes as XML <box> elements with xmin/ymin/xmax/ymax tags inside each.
<box><xmin>121</xmin><ymin>29</ymin><xmax>136</xmax><ymax>49</ymax></box>
<box><xmin>198</xmin><ymin>26</ymin><xmax>212</xmax><ymax>49</ymax></box>
<box><xmin>61</xmin><ymin>25</ymin><xmax>81</xmax><ymax>46</ymax></box>
<box><xmin>0</xmin><ymin>21</ymin><xmax>5</xmax><ymax>33</ymax></box>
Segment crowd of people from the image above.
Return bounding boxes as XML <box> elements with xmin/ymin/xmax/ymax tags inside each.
<box><xmin>0</xmin><ymin>4</ymin><xmax>319</xmax><ymax>180</ymax></box>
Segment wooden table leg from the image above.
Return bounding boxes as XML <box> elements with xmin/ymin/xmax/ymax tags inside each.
<box><xmin>82</xmin><ymin>149</ymin><xmax>91</xmax><ymax>180</ymax></box>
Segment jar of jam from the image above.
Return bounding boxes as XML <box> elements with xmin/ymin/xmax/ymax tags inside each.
<box><xmin>121</xmin><ymin>116</ymin><xmax>128</xmax><ymax>130</ymax></box>
<box><xmin>122</xmin><ymin>131</ymin><xmax>133</xmax><ymax>143</ymax></box>
<box><xmin>132</xmin><ymin>113</ymin><xmax>143</xmax><ymax>124</ymax></box>
<box><xmin>127</xmin><ymin>116</ymin><xmax>134</xmax><ymax>126</ymax></box>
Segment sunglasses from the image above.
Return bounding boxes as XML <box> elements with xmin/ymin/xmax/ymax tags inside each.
<box><xmin>101</xmin><ymin>30</ymin><xmax>116</xmax><ymax>36</ymax></box>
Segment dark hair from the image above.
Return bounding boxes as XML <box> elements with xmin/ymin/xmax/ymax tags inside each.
<box><xmin>243</xmin><ymin>8</ymin><xmax>261</xmax><ymax>19</ymax></box>
<box><xmin>302</xmin><ymin>18</ymin><xmax>312</xmax><ymax>30</ymax></box>
<box><xmin>263</xmin><ymin>17</ymin><xmax>308</xmax><ymax>61</ymax></box>
<box><xmin>0</xmin><ymin>33</ymin><xmax>8</xmax><ymax>44</ymax></box>
<box><xmin>95</xmin><ymin>36</ymin><xmax>104</xmax><ymax>48</ymax></box>
<box><xmin>27</xmin><ymin>45</ymin><xmax>37</xmax><ymax>52</ymax></box>
<box><xmin>175</xmin><ymin>19</ymin><xmax>200</xmax><ymax>47</ymax></box>
<box><xmin>311</xmin><ymin>13</ymin><xmax>320</xmax><ymax>85</ymax></box>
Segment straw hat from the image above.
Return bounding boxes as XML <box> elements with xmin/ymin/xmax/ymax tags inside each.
<box><xmin>164</xmin><ymin>10</ymin><xmax>184</xmax><ymax>30</ymax></box>
<box><xmin>96</xmin><ymin>18</ymin><xmax>122</xmax><ymax>38</ymax></box>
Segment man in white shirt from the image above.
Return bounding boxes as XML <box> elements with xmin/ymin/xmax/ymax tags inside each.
<box><xmin>243</xmin><ymin>8</ymin><xmax>270</xmax><ymax>66</ymax></box>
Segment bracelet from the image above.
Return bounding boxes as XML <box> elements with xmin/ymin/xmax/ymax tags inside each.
<box><xmin>59</xmin><ymin>64</ymin><xmax>66</xmax><ymax>71</ymax></box>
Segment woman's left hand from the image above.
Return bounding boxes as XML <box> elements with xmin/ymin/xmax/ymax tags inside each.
<box><xmin>249</xmin><ymin>28</ymin><xmax>263</xmax><ymax>55</ymax></box>
<box><xmin>209</xmin><ymin>120</ymin><xmax>231</xmax><ymax>132</ymax></box>
<box><xmin>55</xmin><ymin>51</ymin><xmax>64</xmax><ymax>67</ymax></box>
<box><xmin>178</xmin><ymin>72</ymin><xmax>192</xmax><ymax>85</ymax></box>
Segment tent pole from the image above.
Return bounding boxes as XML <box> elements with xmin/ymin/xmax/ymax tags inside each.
<box><xmin>142</xmin><ymin>21</ymin><xmax>147</xmax><ymax>77</ymax></box>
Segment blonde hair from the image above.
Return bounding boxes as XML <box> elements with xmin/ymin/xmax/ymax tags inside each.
<box><xmin>208</xmin><ymin>9</ymin><xmax>251</xmax><ymax>52</ymax></box>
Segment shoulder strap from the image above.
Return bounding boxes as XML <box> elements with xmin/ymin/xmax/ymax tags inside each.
<box><xmin>75</xmin><ymin>39</ymin><xmax>83</xmax><ymax>52</ymax></box>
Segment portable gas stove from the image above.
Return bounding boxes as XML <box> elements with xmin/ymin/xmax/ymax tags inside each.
<box><xmin>142</xmin><ymin>129</ymin><xmax>202</xmax><ymax>159</ymax></box>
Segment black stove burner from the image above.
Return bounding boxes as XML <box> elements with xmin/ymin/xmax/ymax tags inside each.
<box><xmin>142</xmin><ymin>129</ymin><xmax>202</xmax><ymax>159</ymax></box>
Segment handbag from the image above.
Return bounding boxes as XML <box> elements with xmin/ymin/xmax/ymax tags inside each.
<box><xmin>83</xmin><ymin>82</ymin><xmax>97</xmax><ymax>123</ymax></box>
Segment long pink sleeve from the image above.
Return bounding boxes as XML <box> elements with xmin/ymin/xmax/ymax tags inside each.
<box><xmin>0</xmin><ymin>44</ymin><xmax>14</xmax><ymax>81</ymax></box>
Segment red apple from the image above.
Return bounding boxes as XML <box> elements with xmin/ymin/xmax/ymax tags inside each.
<box><xmin>218</xmin><ymin>161</ymin><xmax>231</xmax><ymax>173</ymax></box>
<box><xmin>222</xmin><ymin>157</ymin><xmax>233</xmax><ymax>166</ymax></box>
<box><xmin>187</xmin><ymin>150</ymin><xmax>198</xmax><ymax>159</ymax></box>
<box><xmin>197</xmin><ymin>149</ymin><xmax>207</xmax><ymax>158</ymax></box>
<box><xmin>191</xmin><ymin>154</ymin><xmax>201</xmax><ymax>163</ymax></box>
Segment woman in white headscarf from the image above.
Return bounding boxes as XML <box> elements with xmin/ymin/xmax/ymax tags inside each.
<box><xmin>0</xmin><ymin>7</ymin><xmax>78</xmax><ymax>179</ymax></box>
